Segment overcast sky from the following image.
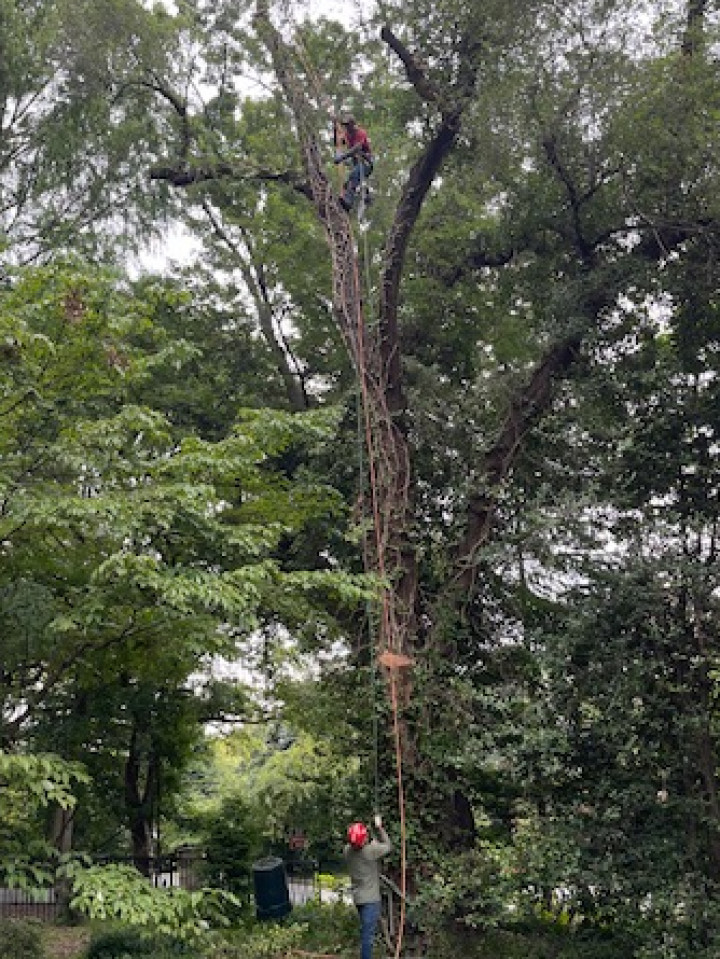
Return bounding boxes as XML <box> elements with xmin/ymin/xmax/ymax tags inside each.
<box><xmin>152</xmin><ymin>0</ymin><xmax>372</xmax><ymax>24</ymax></box>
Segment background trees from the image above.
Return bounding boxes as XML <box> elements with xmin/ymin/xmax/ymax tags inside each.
<box><xmin>0</xmin><ymin>260</ymin><xmax>360</xmax><ymax>876</ymax></box>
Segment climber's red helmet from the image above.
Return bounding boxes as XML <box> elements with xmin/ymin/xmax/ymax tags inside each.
<box><xmin>347</xmin><ymin>821</ymin><xmax>369</xmax><ymax>848</ymax></box>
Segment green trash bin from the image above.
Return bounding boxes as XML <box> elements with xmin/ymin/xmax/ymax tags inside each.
<box><xmin>253</xmin><ymin>856</ymin><xmax>292</xmax><ymax>920</ymax></box>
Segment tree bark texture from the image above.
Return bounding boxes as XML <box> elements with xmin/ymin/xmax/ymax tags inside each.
<box><xmin>124</xmin><ymin>725</ymin><xmax>157</xmax><ymax>876</ymax></box>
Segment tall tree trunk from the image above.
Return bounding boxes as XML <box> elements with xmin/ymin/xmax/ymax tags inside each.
<box><xmin>251</xmin><ymin>1</ymin><xmax>572</xmax><ymax>852</ymax></box>
<box><xmin>49</xmin><ymin>805</ymin><xmax>74</xmax><ymax>914</ymax></box>
<box><xmin>124</xmin><ymin>725</ymin><xmax>157</xmax><ymax>876</ymax></box>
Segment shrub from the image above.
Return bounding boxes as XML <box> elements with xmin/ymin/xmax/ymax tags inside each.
<box><xmin>0</xmin><ymin>919</ymin><xmax>45</xmax><ymax>959</ymax></box>
<box><xmin>287</xmin><ymin>900</ymin><xmax>356</xmax><ymax>953</ymax></box>
<box><xmin>428</xmin><ymin>925</ymin><xmax>640</xmax><ymax>959</ymax></box>
<box><xmin>71</xmin><ymin>864</ymin><xmax>240</xmax><ymax>939</ymax></box>
<box><xmin>86</xmin><ymin>927</ymin><xmax>192</xmax><ymax>959</ymax></box>
<box><xmin>205</xmin><ymin>922</ymin><xmax>308</xmax><ymax>959</ymax></box>
<box><xmin>205</xmin><ymin>903</ymin><xmax>357</xmax><ymax>959</ymax></box>
<box><xmin>201</xmin><ymin>795</ymin><xmax>262</xmax><ymax>904</ymax></box>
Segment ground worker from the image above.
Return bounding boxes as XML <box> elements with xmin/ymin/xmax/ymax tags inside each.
<box><xmin>334</xmin><ymin>114</ymin><xmax>374</xmax><ymax>212</ymax></box>
<box><xmin>343</xmin><ymin>813</ymin><xmax>392</xmax><ymax>959</ymax></box>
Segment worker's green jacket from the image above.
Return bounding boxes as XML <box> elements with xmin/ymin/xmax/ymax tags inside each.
<box><xmin>343</xmin><ymin>828</ymin><xmax>392</xmax><ymax>905</ymax></box>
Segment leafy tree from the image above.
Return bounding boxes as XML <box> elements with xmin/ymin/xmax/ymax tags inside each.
<box><xmin>0</xmin><ymin>751</ymin><xmax>88</xmax><ymax>889</ymax></box>
<box><xmin>246</xmin><ymin>1</ymin><xmax>720</xmax><ymax>948</ymax></box>
<box><xmin>0</xmin><ymin>0</ymin><xmax>185</xmax><ymax>264</ymax></box>
<box><xmin>0</xmin><ymin>261</ymin><xmax>364</xmax><ymax>873</ymax></box>
<box><xmin>88</xmin><ymin>0</ymin><xmax>720</xmax><ymax>913</ymax></box>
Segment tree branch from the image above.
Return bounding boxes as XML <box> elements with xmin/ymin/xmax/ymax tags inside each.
<box><xmin>149</xmin><ymin>162</ymin><xmax>312</xmax><ymax>197</ymax></box>
<box><xmin>681</xmin><ymin>0</ymin><xmax>708</xmax><ymax>56</ymax></box>
<box><xmin>453</xmin><ymin>332</ymin><xmax>583</xmax><ymax>592</ymax></box>
<box><xmin>377</xmin><ymin>26</ymin><xmax>481</xmax><ymax>412</ymax></box>
<box><xmin>542</xmin><ymin>131</ymin><xmax>596</xmax><ymax>262</ymax></box>
<box><xmin>438</xmin><ymin>243</ymin><xmax>516</xmax><ymax>286</ymax></box>
<box><xmin>201</xmin><ymin>200</ymin><xmax>310</xmax><ymax>412</ymax></box>
<box><xmin>380</xmin><ymin>26</ymin><xmax>440</xmax><ymax>105</ymax></box>
<box><xmin>379</xmin><ymin>119</ymin><xmax>462</xmax><ymax>413</ymax></box>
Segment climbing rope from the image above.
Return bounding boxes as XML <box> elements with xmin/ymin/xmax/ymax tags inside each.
<box><xmin>341</xmin><ymin>98</ymin><xmax>410</xmax><ymax>959</ymax></box>
<box><xmin>349</xmin><ymin>224</ymin><xmax>410</xmax><ymax>959</ymax></box>
<box><xmin>254</xmin><ymin>8</ymin><xmax>411</xmax><ymax>955</ymax></box>
<box><xmin>353</xmin><ymin>316</ymin><xmax>381</xmax><ymax>813</ymax></box>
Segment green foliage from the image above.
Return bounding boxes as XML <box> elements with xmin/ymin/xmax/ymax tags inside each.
<box><xmin>0</xmin><ymin>752</ymin><xmax>88</xmax><ymax>889</ymax></box>
<box><xmin>428</xmin><ymin>925</ymin><xmax>637</xmax><ymax>959</ymax></box>
<box><xmin>415</xmin><ymin>847</ymin><xmax>512</xmax><ymax>934</ymax></box>
<box><xmin>0</xmin><ymin>260</ymin><xmax>364</xmax><ymax>873</ymax></box>
<box><xmin>179</xmin><ymin>721</ymin><xmax>360</xmax><ymax>862</ymax></box>
<box><xmin>0</xmin><ymin>920</ymin><xmax>45</xmax><ymax>959</ymax></box>
<box><xmin>86</xmin><ymin>927</ymin><xmax>192</xmax><ymax>959</ymax></box>
<box><xmin>4</xmin><ymin>4</ymin><xmax>720</xmax><ymax>959</ymax></box>
<box><xmin>0</xmin><ymin>753</ymin><xmax>88</xmax><ymax>817</ymax></box>
<box><xmin>205</xmin><ymin>923</ymin><xmax>307</xmax><ymax>959</ymax></box>
<box><xmin>286</xmin><ymin>901</ymin><xmax>357</xmax><ymax>956</ymax></box>
<box><xmin>69</xmin><ymin>864</ymin><xmax>240</xmax><ymax>940</ymax></box>
<box><xmin>200</xmin><ymin>794</ymin><xmax>263</xmax><ymax>908</ymax></box>
<box><xmin>0</xmin><ymin>0</ymin><xmax>182</xmax><ymax>260</ymax></box>
<box><xmin>205</xmin><ymin>902</ymin><xmax>357</xmax><ymax>959</ymax></box>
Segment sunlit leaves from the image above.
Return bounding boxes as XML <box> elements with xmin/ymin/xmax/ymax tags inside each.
<box><xmin>0</xmin><ymin>751</ymin><xmax>89</xmax><ymax>890</ymax></box>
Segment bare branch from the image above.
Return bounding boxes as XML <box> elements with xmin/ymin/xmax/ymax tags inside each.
<box><xmin>380</xmin><ymin>26</ymin><xmax>440</xmax><ymax>105</ymax></box>
<box><xmin>149</xmin><ymin>162</ymin><xmax>312</xmax><ymax>197</ymax></box>
<box><xmin>201</xmin><ymin>200</ymin><xmax>310</xmax><ymax>412</ymax></box>
<box><xmin>542</xmin><ymin>132</ymin><xmax>596</xmax><ymax>262</ymax></box>
<box><xmin>682</xmin><ymin>0</ymin><xmax>708</xmax><ymax>56</ymax></box>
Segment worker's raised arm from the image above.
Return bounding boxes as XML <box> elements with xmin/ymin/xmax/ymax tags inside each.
<box><xmin>368</xmin><ymin>813</ymin><xmax>392</xmax><ymax>857</ymax></box>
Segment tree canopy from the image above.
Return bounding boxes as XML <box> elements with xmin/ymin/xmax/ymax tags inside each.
<box><xmin>2</xmin><ymin>1</ymin><xmax>720</xmax><ymax>956</ymax></box>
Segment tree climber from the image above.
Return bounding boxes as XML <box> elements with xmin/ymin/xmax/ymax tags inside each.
<box><xmin>334</xmin><ymin>113</ymin><xmax>374</xmax><ymax>212</ymax></box>
<box><xmin>344</xmin><ymin>814</ymin><xmax>392</xmax><ymax>959</ymax></box>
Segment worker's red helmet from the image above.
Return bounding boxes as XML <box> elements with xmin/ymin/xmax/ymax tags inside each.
<box><xmin>347</xmin><ymin>821</ymin><xmax>369</xmax><ymax>848</ymax></box>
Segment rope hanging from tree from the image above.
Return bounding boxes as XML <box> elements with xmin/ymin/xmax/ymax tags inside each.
<box><xmin>253</xmin><ymin>6</ymin><xmax>413</xmax><ymax>956</ymax></box>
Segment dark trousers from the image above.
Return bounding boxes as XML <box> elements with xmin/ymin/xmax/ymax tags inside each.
<box><xmin>343</xmin><ymin>159</ymin><xmax>373</xmax><ymax>207</ymax></box>
<box><xmin>357</xmin><ymin>899</ymin><xmax>381</xmax><ymax>959</ymax></box>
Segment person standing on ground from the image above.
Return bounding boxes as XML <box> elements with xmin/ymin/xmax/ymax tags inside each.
<box><xmin>343</xmin><ymin>813</ymin><xmax>392</xmax><ymax>959</ymax></box>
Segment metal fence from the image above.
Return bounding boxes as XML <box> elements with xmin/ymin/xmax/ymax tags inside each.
<box><xmin>0</xmin><ymin>885</ymin><xmax>60</xmax><ymax>922</ymax></box>
<box><xmin>284</xmin><ymin>858</ymin><xmax>351</xmax><ymax>906</ymax></box>
<box><xmin>0</xmin><ymin>853</ymin><xmax>351</xmax><ymax>922</ymax></box>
